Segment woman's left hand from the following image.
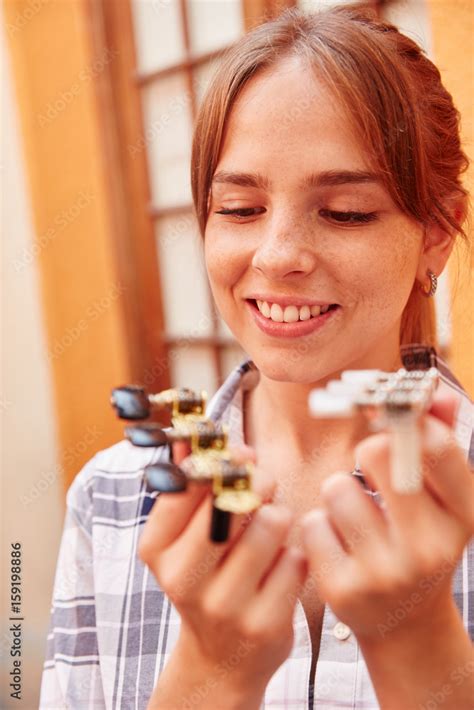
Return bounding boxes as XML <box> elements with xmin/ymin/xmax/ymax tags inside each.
<box><xmin>301</xmin><ymin>385</ymin><xmax>474</xmax><ymax>643</ymax></box>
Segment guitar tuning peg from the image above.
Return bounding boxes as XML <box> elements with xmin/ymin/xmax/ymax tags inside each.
<box><xmin>341</xmin><ymin>369</ymin><xmax>387</xmax><ymax>385</ymax></box>
<box><xmin>111</xmin><ymin>385</ymin><xmax>150</xmax><ymax>420</ymax></box>
<box><xmin>145</xmin><ymin>462</ymin><xmax>187</xmax><ymax>493</ymax></box>
<box><xmin>326</xmin><ymin>379</ymin><xmax>366</xmax><ymax>396</ymax></box>
<box><xmin>110</xmin><ymin>381</ymin><xmax>261</xmax><ymax>543</ymax></box>
<box><xmin>210</xmin><ymin>507</ymin><xmax>231</xmax><ymax>543</ymax></box>
<box><xmin>309</xmin><ymin>367</ymin><xmax>440</xmax><ymax>495</ymax></box>
<box><xmin>124</xmin><ymin>424</ymin><xmax>168</xmax><ymax>448</ymax></box>
<box><xmin>308</xmin><ymin>389</ymin><xmax>354</xmax><ymax>418</ymax></box>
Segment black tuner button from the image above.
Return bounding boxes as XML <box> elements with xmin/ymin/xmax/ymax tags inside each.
<box><xmin>111</xmin><ymin>385</ymin><xmax>150</xmax><ymax>420</ymax></box>
<box><xmin>210</xmin><ymin>507</ymin><xmax>231</xmax><ymax>543</ymax></box>
<box><xmin>145</xmin><ymin>462</ymin><xmax>187</xmax><ymax>493</ymax></box>
<box><xmin>125</xmin><ymin>424</ymin><xmax>169</xmax><ymax>448</ymax></box>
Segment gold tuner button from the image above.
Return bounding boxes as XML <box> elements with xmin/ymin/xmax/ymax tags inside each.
<box><xmin>213</xmin><ymin>490</ymin><xmax>261</xmax><ymax>514</ymax></box>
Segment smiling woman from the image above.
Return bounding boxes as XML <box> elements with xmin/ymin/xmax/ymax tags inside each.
<box><xmin>193</xmin><ymin>10</ymin><xmax>469</xmax><ymax>367</ymax></box>
<box><xmin>40</xmin><ymin>5</ymin><xmax>473</xmax><ymax>710</ymax></box>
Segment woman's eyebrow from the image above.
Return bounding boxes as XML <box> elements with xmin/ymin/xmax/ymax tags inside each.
<box><xmin>211</xmin><ymin>169</ymin><xmax>381</xmax><ymax>190</ymax></box>
<box><xmin>212</xmin><ymin>171</ymin><xmax>269</xmax><ymax>189</ymax></box>
<box><xmin>304</xmin><ymin>170</ymin><xmax>382</xmax><ymax>188</ymax></box>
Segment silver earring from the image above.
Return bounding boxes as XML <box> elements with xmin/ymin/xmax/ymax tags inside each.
<box><xmin>421</xmin><ymin>269</ymin><xmax>438</xmax><ymax>298</ymax></box>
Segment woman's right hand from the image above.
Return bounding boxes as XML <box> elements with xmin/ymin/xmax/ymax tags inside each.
<box><xmin>139</xmin><ymin>444</ymin><xmax>306</xmax><ymax>710</ymax></box>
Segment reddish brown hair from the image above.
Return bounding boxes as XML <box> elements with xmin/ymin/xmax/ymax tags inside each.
<box><xmin>191</xmin><ymin>4</ymin><xmax>469</xmax><ymax>346</ymax></box>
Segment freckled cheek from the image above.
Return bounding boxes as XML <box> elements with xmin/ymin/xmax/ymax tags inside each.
<box><xmin>204</xmin><ymin>235</ymin><xmax>249</xmax><ymax>304</ymax></box>
<box><xmin>341</xmin><ymin>238</ymin><xmax>419</xmax><ymax>315</ymax></box>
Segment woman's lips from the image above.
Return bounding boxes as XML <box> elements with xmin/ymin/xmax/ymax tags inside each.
<box><xmin>245</xmin><ymin>299</ymin><xmax>340</xmax><ymax>338</ymax></box>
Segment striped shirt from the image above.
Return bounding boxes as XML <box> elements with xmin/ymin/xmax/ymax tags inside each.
<box><xmin>40</xmin><ymin>349</ymin><xmax>473</xmax><ymax>709</ymax></box>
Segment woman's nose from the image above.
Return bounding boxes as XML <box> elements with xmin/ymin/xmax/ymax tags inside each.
<box><xmin>251</xmin><ymin>222</ymin><xmax>317</xmax><ymax>280</ymax></box>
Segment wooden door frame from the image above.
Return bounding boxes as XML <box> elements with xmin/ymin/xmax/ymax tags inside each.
<box><xmin>84</xmin><ymin>0</ymin><xmax>170</xmax><ymax>392</ymax></box>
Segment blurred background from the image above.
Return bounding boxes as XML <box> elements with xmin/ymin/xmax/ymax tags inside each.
<box><xmin>1</xmin><ymin>0</ymin><xmax>472</xmax><ymax>707</ymax></box>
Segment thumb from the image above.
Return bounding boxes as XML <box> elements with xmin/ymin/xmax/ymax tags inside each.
<box><xmin>428</xmin><ymin>381</ymin><xmax>461</xmax><ymax>429</ymax></box>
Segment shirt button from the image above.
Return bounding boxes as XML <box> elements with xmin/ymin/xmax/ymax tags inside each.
<box><xmin>333</xmin><ymin>621</ymin><xmax>351</xmax><ymax>640</ymax></box>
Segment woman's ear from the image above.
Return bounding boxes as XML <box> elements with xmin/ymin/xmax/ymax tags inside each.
<box><xmin>415</xmin><ymin>194</ymin><xmax>467</xmax><ymax>285</ymax></box>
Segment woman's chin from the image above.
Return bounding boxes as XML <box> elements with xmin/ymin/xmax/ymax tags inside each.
<box><xmin>250</xmin><ymin>352</ymin><xmax>333</xmax><ymax>385</ymax></box>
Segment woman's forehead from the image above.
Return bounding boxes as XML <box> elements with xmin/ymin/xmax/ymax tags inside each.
<box><xmin>218</xmin><ymin>57</ymin><xmax>371</xmax><ymax>171</ymax></box>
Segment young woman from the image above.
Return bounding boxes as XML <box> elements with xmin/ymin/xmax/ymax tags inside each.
<box><xmin>41</xmin><ymin>5</ymin><xmax>473</xmax><ymax>709</ymax></box>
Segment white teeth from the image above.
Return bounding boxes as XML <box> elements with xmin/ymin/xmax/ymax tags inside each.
<box><xmin>299</xmin><ymin>305</ymin><xmax>311</xmax><ymax>321</ymax></box>
<box><xmin>270</xmin><ymin>303</ymin><xmax>284</xmax><ymax>322</ymax></box>
<box><xmin>255</xmin><ymin>300</ymin><xmax>333</xmax><ymax>322</ymax></box>
<box><xmin>283</xmin><ymin>305</ymin><xmax>299</xmax><ymax>323</ymax></box>
<box><xmin>260</xmin><ymin>301</ymin><xmax>271</xmax><ymax>317</ymax></box>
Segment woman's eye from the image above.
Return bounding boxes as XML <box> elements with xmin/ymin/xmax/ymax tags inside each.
<box><xmin>320</xmin><ymin>209</ymin><xmax>378</xmax><ymax>224</ymax></box>
<box><xmin>214</xmin><ymin>207</ymin><xmax>265</xmax><ymax>219</ymax></box>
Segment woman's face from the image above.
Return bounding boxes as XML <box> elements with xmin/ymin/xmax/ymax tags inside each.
<box><xmin>204</xmin><ymin>57</ymin><xmax>425</xmax><ymax>383</ymax></box>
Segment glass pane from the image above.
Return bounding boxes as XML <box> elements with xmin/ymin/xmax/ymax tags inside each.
<box><xmin>299</xmin><ymin>0</ymin><xmax>432</xmax><ymax>57</ymax></box>
<box><xmin>435</xmin><ymin>271</ymin><xmax>451</xmax><ymax>349</ymax></box>
<box><xmin>131</xmin><ymin>0</ymin><xmax>185</xmax><ymax>74</ymax></box>
<box><xmin>188</xmin><ymin>0</ymin><xmax>244</xmax><ymax>56</ymax></box>
<box><xmin>382</xmin><ymin>2</ymin><xmax>432</xmax><ymax>55</ymax></box>
<box><xmin>222</xmin><ymin>344</ymin><xmax>248</xmax><ymax>378</ymax></box>
<box><xmin>142</xmin><ymin>74</ymin><xmax>193</xmax><ymax>207</ymax></box>
<box><xmin>217</xmin><ymin>314</ymin><xmax>234</xmax><ymax>339</ymax></box>
<box><xmin>193</xmin><ymin>57</ymin><xmax>221</xmax><ymax>108</ymax></box>
<box><xmin>170</xmin><ymin>345</ymin><xmax>217</xmax><ymax>395</ymax></box>
<box><xmin>156</xmin><ymin>215</ymin><xmax>212</xmax><ymax>338</ymax></box>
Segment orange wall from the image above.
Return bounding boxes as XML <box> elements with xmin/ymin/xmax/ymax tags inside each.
<box><xmin>4</xmin><ymin>0</ymin><xmax>132</xmax><ymax>487</ymax></box>
<box><xmin>428</xmin><ymin>0</ymin><xmax>474</xmax><ymax>396</ymax></box>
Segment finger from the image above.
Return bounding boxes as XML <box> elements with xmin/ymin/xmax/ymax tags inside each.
<box><xmin>141</xmin><ymin>481</ymin><xmax>209</xmax><ymax>554</ymax></box>
<box><xmin>226</xmin><ymin>444</ymin><xmax>257</xmax><ymax>465</ymax></box>
<box><xmin>355</xmin><ymin>383</ymin><xmax>460</xmax><ymax>493</ymax></box>
<box><xmin>220</xmin><ymin>462</ymin><xmax>276</xmax><ymax>544</ymax></box>
<box><xmin>320</xmin><ymin>473</ymin><xmax>388</xmax><ymax>560</ymax></box>
<box><xmin>419</xmin><ymin>414</ymin><xmax>474</xmax><ymax>531</ymax></box>
<box><xmin>171</xmin><ymin>439</ymin><xmax>192</xmax><ymax>464</ymax></box>
<box><xmin>302</xmin><ymin>509</ymin><xmax>358</xmax><ymax>604</ymax></box>
<box><xmin>249</xmin><ymin>547</ymin><xmax>307</xmax><ymax>628</ymax></box>
<box><xmin>355</xmin><ymin>432</ymin><xmax>445</xmax><ymax>532</ymax></box>
<box><xmin>206</xmin><ymin>505</ymin><xmax>293</xmax><ymax>612</ymax></box>
<box><xmin>302</xmin><ymin>508</ymin><xmax>347</xmax><ymax>572</ymax></box>
<box><xmin>150</xmin><ymin>444</ymin><xmax>267</xmax><ymax>553</ymax></box>
<box><xmin>158</xmin><ymin>495</ymin><xmax>231</xmax><ymax>599</ymax></box>
<box><xmin>428</xmin><ymin>381</ymin><xmax>461</xmax><ymax>429</ymax></box>
<box><xmin>160</xmin><ymin>484</ymin><xmax>273</xmax><ymax>596</ymax></box>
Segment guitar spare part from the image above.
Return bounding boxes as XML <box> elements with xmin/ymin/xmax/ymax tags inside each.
<box><xmin>309</xmin><ymin>367</ymin><xmax>439</xmax><ymax>493</ymax></box>
<box><xmin>111</xmin><ymin>385</ymin><xmax>261</xmax><ymax>542</ymax></box>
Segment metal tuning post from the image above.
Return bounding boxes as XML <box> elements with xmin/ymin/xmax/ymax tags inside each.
<box><xmin>309</xmin><ymin>367</ymin><xmax>439</xmax><ymax>494</ymax></box>
<box><xmin>110</xmin><ymin>384</ymin><xmax>261</xmax><ymax>541</ymax></box>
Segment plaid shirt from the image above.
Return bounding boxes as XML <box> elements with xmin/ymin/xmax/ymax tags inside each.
<box><xmin>40</xmin><ymin>350</ymin><xmax>473</xmax><ymax>709</ymax></box>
